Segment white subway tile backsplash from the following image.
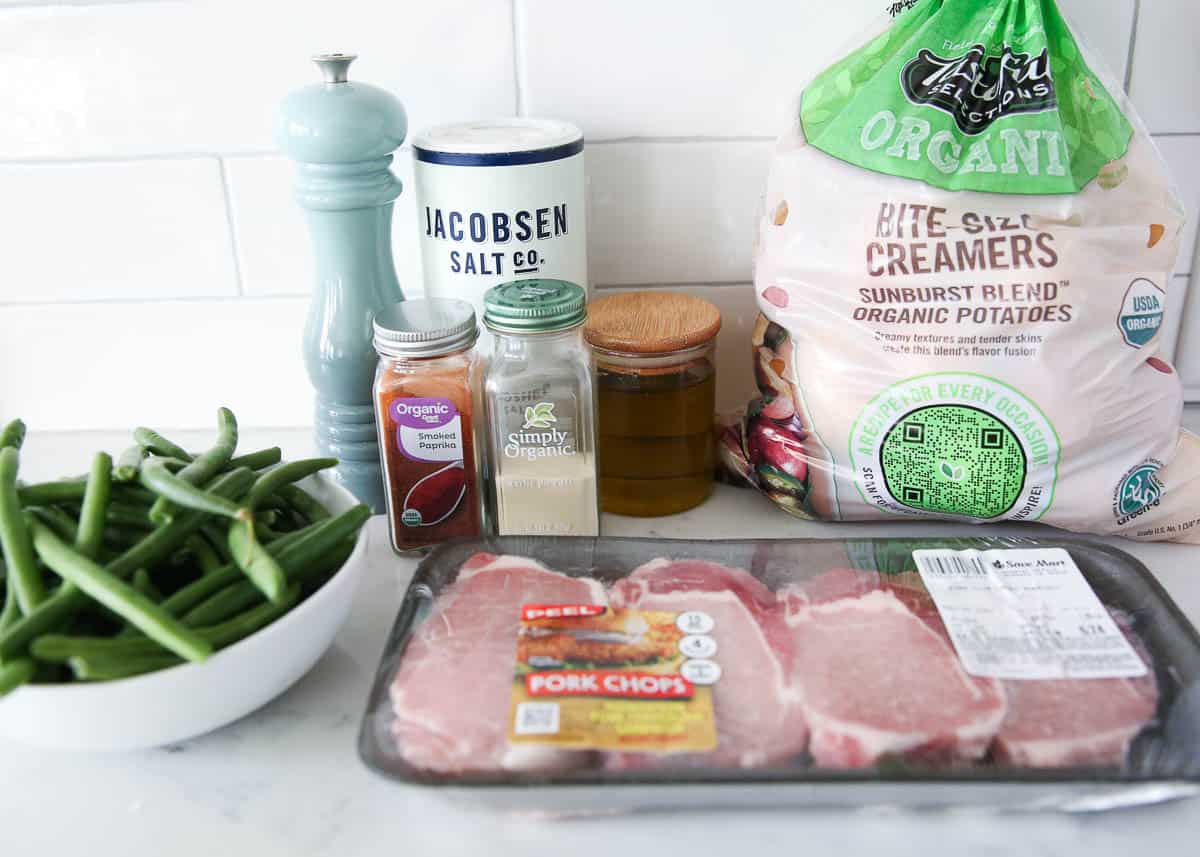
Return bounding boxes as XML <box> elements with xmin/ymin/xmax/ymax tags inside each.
<box><xmin>0</xmin><ymin>0</ymin><xmax>515</xmax><ymax>160</ymax></box>
<box><xmin>1129</xmin><ymin>0</ymin><xmax>1200</xmax><ymax>134</ymax></box>
<box><xmin>1057</xmin><ymin>0</ymin><xmax>1137</xmax><ymax>86</ymax></box>
<box><xmin>0</xmin><ymin>298</ymin><xmax>312</xmax><ymax>431</ymax></box>
<box><xmin>1176</xmin><ymin>274</ymin><xmax>1200</xmax><ymax>398</ymax></box>
<box><xmin>518</xmin><ymin>0</ymin><xmax>1135</xmax><ymax>141</ymax></box>
<box><xmin>1155</xmin><ymin>135</ymin><xmax>1200</xmax><ymax>278</ymax></box>
<box><xmin>224</xmin><ymin>153</ymin><xmax>423</xmax><ymax>298</ymax></box>
<box><xmin>0</xmin><ymin>158</ymin><xmax>237</xmax><ymax>303</ymax></box>
<box><xmin>587</xmin><ymin>141</ymin><xmax>772</xmax><ymax>286</ymax></box>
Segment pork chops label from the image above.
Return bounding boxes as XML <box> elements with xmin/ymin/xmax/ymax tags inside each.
<box><xmin>509</xmin><ymin>605</ymin><xmax>719</xmax><ymax>751</ymax></box>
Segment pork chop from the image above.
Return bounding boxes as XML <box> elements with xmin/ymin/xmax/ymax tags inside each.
<box><xmin>608</xmin><ymin>558</ymin><xmax>808</xmax><ymax>768</ymax></box>
<box><xmin>782</xmin><ymin>588</ymin><xmax>1006</xmax><ymax>768</ymax></box>
<box><xmin>389</xmin><ymin>552</ymin><xmax>607</xmax><ymax>773</ymax></box>
<box><xmin>994</xmin><ymin>622</ymin><xmax>1159</xmax><ymax>768</ymax></box>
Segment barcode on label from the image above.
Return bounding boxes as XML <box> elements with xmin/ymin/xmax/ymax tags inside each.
<box><xmin>514</xmin><ymin>702</ymin><xmax>560</xmax><ymax>735</ymax></box>
<box><xmin>915</xmin><ymin>551</ymin><xmax>988</xmax><ymax>578</ymax></box>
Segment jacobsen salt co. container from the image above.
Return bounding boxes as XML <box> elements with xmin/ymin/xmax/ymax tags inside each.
<box><xmin>412</xmin><ymin>120</ymin><xmax>588</xmax><ymax>322</ymax></box>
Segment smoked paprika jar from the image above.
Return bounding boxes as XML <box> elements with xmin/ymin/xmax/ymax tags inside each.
<box><xmin>373</xmin><ymin>299</ymin><xmax>483</xmax><ymax>552</ymax></box>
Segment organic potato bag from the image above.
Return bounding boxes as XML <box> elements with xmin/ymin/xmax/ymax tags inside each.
<box><xmin>724</xmin><ymin>0</ymin><xmax>1200</xmax><ymax>542</ymax></box>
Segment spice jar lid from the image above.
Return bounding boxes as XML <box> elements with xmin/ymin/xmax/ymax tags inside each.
<box><xmin>483</xmin><ymin>279</ymin><xmax>588</xmax><ymax>334</ymax></box>
<box><xmin>584</xmin><ymin>291</ymin><xmax>721</xmax><ymax>355</ymax></box>
<box><xmin>373</xmin><ymin>299</ymin><xmax>478</xmax><ymax>358</ymax></box>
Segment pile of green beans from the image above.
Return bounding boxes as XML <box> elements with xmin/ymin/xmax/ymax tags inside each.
<box><xmin>0</xmin><ymin>410</ymin><xmax>369</xmax><ymax>696</ymax></box>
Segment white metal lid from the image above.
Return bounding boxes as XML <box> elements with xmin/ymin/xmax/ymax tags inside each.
<box><xmin>414</xmin><ymin>119</ymin><xmax>582</xmax><ymax>154</ymax></box>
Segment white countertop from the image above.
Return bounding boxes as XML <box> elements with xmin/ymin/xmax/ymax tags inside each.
<box><xmin>2</xmin><ymin>423</ymin><xmax>1199</xmax><ymax>856</ymax></box>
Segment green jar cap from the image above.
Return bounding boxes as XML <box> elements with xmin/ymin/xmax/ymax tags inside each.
<box><xmin>483</xmin><ymin>279</ymin><xmax>587</xmax><ymax>334</ymax></box>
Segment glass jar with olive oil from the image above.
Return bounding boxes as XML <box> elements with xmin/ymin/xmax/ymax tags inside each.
<box><xmin>584</xmin><ymin>292</ymin><xmax>721</xmax><ymax>516</ymax></box>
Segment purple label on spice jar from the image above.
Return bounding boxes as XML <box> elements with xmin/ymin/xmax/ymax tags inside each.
<box><xmin>390</xmin><ymin>397</ymin><xmax>458</xmax><ymax>429</ymax></box>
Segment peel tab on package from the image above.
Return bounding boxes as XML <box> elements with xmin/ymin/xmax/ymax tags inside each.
<box><xmin>508</xmin><ymin>604</ymin><xmax>718</xmax><ymax>752</ymax></box>
<box><xmin>913</xmin><ymin>548</ymin><xmax>1148</xmax><ymax>680</ymax></box>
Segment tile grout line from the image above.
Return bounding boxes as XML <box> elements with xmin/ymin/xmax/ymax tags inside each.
<box><xmin>216</xmin><ymin>156</ymin><xmax>246</xmax><ymax>297</ymax></box>
<box><xmin>0</xmin><ymin>294</ymin><xmax>309</xmax><ymax>310</ymax></box>
<box><xmin>1123</xmin><ymin>0</ymin><xmax>1142</xmax><ymax>94</ymax></box>
<box><xmin>0</xmin><ymin>150</ymin><xmax>281</xmax><ymax>167</ymax></box>
<box><xmin>0</xmin><ymin>0</ymin><xmax>159</xmax><ymax>8</ymax></box>
<box><xmin>511</xmin><ymin>0</ymin><xmax>526</xmax><ymax>116</ymax></box>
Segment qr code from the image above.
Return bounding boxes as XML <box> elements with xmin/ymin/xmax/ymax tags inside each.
<box><xmin>515</xmin><ymin>702</ymin><xmax>560</xmax><ymax>736</ymax></box>
<box><xmin>880</xmin><ymin>404</ymin><xmax>1026</xmax><ymax>519</ymax></box>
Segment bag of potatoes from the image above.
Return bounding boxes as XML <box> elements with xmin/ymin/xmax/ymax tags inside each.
<box><xmin>723</xmin><ymin>0</ymin><xmax>1200</xmax><ymax>542</ymax></box>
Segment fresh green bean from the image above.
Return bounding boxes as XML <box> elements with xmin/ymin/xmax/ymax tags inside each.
<box><xmin>0</xmin><ymin>447</ymin><xmax>45</xmax><ymax>612</ymax></box>
<box><xmin>0</xmin><ymin>657</ymin><xmax>35</xmax><ymax>695</ymax></box>
<box><xmin>114</xmin><ymin>445</ymin><xmax>148</xmax><ymax>482</ymax></box>
<box><xmin>187</xmin><ymin>534</ymin><xmax>222</xmax><ymax>576</ymax></box>
<box><xmin>160</xmin><ymin>504</ymin><xmax>368</xmax><ymax>618</ymax></box>
<box><xmin>113</xmin><ymin>484</ymin><xmax>156</xmax><ymax>506</ymax></box>
<box><xmin>76</xmin><ymin>452</ymin><xmax>112</xmax><ymax>560</ymax></box>
<box><xmin>275</xmin><ymin>483</ymin><xmax>331</xmax><ymax>522</ymax></box>
<box><xmin>141</xmin><ymin>458</ymin><xmax>245</xmax><ymax>521</ymax></box>
<box><xmin>0</xmin><ymin>562</ymin><xmax>19</xmax><ymax>632</ymax></box>
<box><xmin>148</xmin><ymin>408</ymin><xmax>238</xmax><ymax>524</ymax></box>
<box><xmin>224</xmin><ymin>447</ymin><xmax>282</xmax><ymax>472</ymax></box>
<box><xmin>254</xmin><ymin>522</ymin><xmax>285</xmax><ymax>543</ymax></box>
<box><xmin>105</xmin><ymin>503</ymin><xmax>155</xmax><ymax>531</ymax></box>
<box><xmin>185</xmin><ymin>539</ymin><xmax>352</xmax><ymax>626</ymax></box>
<box><xmin>246</xmin><ymin>458</ymin><xmax>338</xmax><ymax>510</ymax></box>
<box><xmin>36</xmin><ymin>585</ymin><xmax>301</xmax><ymax>668</ymax></box>
<box><xmin>67</xmin><ymin>653</ymin><xmax>180</xmax><ymax>681</ymax></box>
<box><xmin>29</xmin><ymin>507</ymin><xmax>79</xmax><ymax>542</ymax></box>
<box><xmin>18</xmin><ymin>479</ymin><xmax>151</xmax><ymax>507</ymax></box>
<box><xmin>200</xmin><ymin>523</ymin><xmax>233</xmax><ymax>563</ymax></box>
<box><xmin>102</xmin><ymin>525</ymin><xmax>146</xmax><ymax>549</ymax></box>
<box><xmin>226</xmin><ymin>518</ymin><xmax>286</xmax><ymax>604</ymax></box>
<box><xmin>131</xmin><ymin>569</ymin><xmax>163</xmax><ymax>603</ymax></box>
<box><xmin>132</xmin><ymin>427</ymin><xmax>192</xmax><ymax>462</ymax></box>
<box><xmin>27</xmin><ymin>519</ymin><xmax>212</xmax><ymax>662</ymax></box>
<box><xmin>16</xmin><ymin>479</ymin><xmax>87</xmax><ymax>506</ymax></box>
<box><xmin>0</xmin><ymin>468</ymin><xmax>254</xmax><ymax>660</ymax></box>
<box><xmin>0</xmin><ymin>419</ymin><xmax>26</xmax><ymax>451</ymax></box>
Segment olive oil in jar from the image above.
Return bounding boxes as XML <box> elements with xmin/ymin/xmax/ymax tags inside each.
<box><xmin>585</xmin><ymin>292</ymin><xmax>721</xmax><ymax>517</ymax></box>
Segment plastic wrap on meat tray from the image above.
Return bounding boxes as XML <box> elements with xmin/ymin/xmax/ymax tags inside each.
<box><xmin>359</xmin><ymin>535</ymin><xmax>1200</xmax><ymax>811</ymax></box>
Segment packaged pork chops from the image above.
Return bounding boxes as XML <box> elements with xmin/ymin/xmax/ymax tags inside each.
<box><xmin>359</xmin><ymin>536</ymin><xmax>1200</xmax><ymax>812</ymax></box>
<box><xmin>722</xmin><ymin>0</ymin><xmax>1200</xmax><ymax>543</ymax></box>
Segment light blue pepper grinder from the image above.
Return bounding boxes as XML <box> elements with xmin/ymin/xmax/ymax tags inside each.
<box><xmin>276</xmin><ymin>53</ymin><xmax>406</xmax><ymax>512</ymax></box>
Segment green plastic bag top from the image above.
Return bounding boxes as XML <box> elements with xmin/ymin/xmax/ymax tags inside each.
<box><xmin>800</xmin><ymin>0</ymin><xmax>1132</xmax><ymax>194</ymax></box>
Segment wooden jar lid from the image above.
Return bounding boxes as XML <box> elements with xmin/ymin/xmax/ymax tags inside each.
<box><xmin>584</xmin><ymin>291</ymin><xmax>722</xmax><ymax>354</ymax></box>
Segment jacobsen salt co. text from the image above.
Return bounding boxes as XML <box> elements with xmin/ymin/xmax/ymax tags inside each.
<box><xmin>412</xmin><ymin>119</ymin><xmax>589</xmax><ymax>324</ymax></box>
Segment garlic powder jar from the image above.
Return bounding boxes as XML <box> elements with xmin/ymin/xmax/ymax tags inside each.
<box><xmin>412</xmin><ymin>120</ymin><xmax>589</xmax><ymax>324</ymax></box>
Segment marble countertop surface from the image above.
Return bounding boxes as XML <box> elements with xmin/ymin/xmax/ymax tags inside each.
<box><xmin>2</xmin><ymin>423</ymin><xmax>1199</xmax><ymax>857</ymax></box>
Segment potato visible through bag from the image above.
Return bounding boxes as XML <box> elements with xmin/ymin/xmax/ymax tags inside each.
<box><xmin>724</xmin><ymin>0</ymin><xmax>1200</xmax><ymax>543</ymax></box>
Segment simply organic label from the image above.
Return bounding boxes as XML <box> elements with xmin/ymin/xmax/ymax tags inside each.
<box><xmin>914</xmin><ymin>548</ymin><xmax>1148</xmax><ymax>679</ymax></box>
<box><xmin>508</xmin><ymin>605</ymin><xmax>719</xmax><ymax>751</ymax></box>
<box><xmin>499</xmin><ymin>392</ymin><xmax>578</xmax><ymax>461</ymax></box>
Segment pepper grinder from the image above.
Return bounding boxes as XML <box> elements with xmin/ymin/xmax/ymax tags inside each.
<box><xmin>276</xmin><ymin>53</ymin><xmax>407</xmax><ymax>512</ymax></box>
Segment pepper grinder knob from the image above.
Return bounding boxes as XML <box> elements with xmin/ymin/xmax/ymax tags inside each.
<box><xmin>313</xmin><ymin>52</ymin><xmax>356</xmax><ymax>84</ymax></box>
<box><xmin>276</xmin><ymin>53</ymin><xmax>407</xmax><ymax>512</ymax></box>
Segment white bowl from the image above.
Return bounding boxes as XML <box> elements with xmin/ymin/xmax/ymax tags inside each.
<box><xmin>0</xmin><ymin>473</ymin><xmax>370</xmax><ymax>751</ymax></box>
